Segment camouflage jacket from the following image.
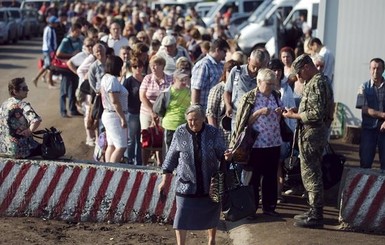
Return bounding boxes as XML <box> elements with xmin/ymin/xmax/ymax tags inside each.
<box><xmin>299</xmin><ymin>73</ymin><xmax>334</xmax><ymax>128</ymax></box>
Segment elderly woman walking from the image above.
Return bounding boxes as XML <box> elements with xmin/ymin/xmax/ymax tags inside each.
<box><xmin>158</xmin><ymin>105</ymin><xmax>232</xmax><ymax>245</ymax></box>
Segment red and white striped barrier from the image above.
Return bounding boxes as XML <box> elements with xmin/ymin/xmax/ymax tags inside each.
<box><xmin>339</xmin><ymin>167</ymin><xmax>385</xmax><ymax>232</ymax></box>
<box><xmin>0</xmin><ymin>159</ymin><xmax>177</xmax><ymax>223</ymax></box>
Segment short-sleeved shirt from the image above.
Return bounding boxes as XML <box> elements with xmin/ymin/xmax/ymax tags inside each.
<box><xmin>69</xmin><ymin>51</ymin><xmax>89</xmax><ymax>82</ymax></box>
<box><xmin>251</xmin><ymin>92</ymin><xmax>282</xmax><ymax>148</ymax></box>
<box><xmin>101</xmin><ymin>74</ymin><xmax>128</xmax><ymax>112</ymax></box>
<box><xmin>224</xmin><ymin>64</ymin><xmax>257</xmax><ymax>114</ymax></box>
<box><xmin>191</xmin><ymin>55</ymin><xmax>224</xmax><ymax>111</ymax></box>
<box><xmin>162</xmin><ymin>87</ymin><xmax>191</xmax><ymax>130</ymax></box>
<box><xmin>156</xmin><ymin>46</ymin><xmax>191</xmax><ymax>76</ymax></box>
<box><xmin>140</xmin><ymin>73</ymin><xmax>173</xmax><ymax>115</ymax></box>
<box><xmin>0</xmin><ymin>97</ymin><xmax>42</xmax><ymax>158</ymax></box>
<box><xmin>57</xmin><ymin>36</ymin><xmax>82</xmax><ymax>56</ymax></box>
<box><xmin>100</xmin><ymin>34</ymin><xmax>129</xmax><ymax>56</ymax></box>
<box><xmin>122</xmin><ymin>75</ymin><xmax>142</xmax><ymax>114</ymax></box>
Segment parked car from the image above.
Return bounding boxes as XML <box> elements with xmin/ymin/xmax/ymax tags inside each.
<box><xmin>195</xmin><ymin>1</ymin><xmax>217</xmax><ymax>18</ymax></box>
<box><xmin>0</xmin><ymin>0</ymin><xmax>22</xmax><ymax>8</ymax></box>
<box><xmin>236</xmin><ymin>0</ymin><xmax>299</xmax><ymax>55</ymax></box>
<box><xmin>23</xmin><ymin>8</ymin><xmax>43</xmax><ymax>37</ymax></box>
<box><xmin>265</xmin><ymin>0</ymin><xmax>320</xmax><ymax>57</ymax></box>
<box><xmin>6</xmin><ymin>7</ymin><xmax>31</xmax><ymax>40</ymax></box>
<box><xmin>0</xmin><ymin>8</ymin><xmax>18</xmax><ymax>44</ymax></box>
<box><xmin>202</xmin><ymin>0</ymin><xmax>264</xmax><ymax>28</ymax></box>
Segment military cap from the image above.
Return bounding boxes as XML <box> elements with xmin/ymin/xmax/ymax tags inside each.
<box><xmin>292</xmin><ymin>54</ymin><xmax>313</xmax><ymax>74</ymax></box>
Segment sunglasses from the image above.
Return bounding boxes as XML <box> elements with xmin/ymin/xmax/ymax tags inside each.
<box><xmin>132</xmin><ymin>65</ymin><xmax>143</xmax><ymax>69</ymax></box>
<box><xmin>21</xmin><ymin>86</ymin><xmax>29</xmax><ymax>92</ymax></box>
<box><xmin>86</xmin><ymin>44</ymin><xmax>94</xmax><ymax>48</ymax></box>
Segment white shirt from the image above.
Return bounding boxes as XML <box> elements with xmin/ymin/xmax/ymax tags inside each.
<box><xmin>100</xmin><ymin>34</ymin><xmax>129</xmax><ymax>56</ymax></box>
<box><xmin>319</xmin><ymin>46</ymin><xmax>335</xmax><ymax>82</ymax></box>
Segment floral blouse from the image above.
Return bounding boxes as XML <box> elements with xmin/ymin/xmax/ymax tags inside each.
<box><xmin>0</xmin><ymin>97</ymin><xmax>42</xmax><ymax>158</ymax></box>
<box><xmin>251</xmin><ymin>92</ymin><xmax>282</xmax><ymax>148</ymax></box>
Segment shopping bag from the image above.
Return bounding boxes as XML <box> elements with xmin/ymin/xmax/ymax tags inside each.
<box><xmin>231</xmin><ymin>126</ymin><xmax>259</xmax><ymax>164</ymax></box>
<box><xmin>141</xmin><ymin>123</ymin><xmax>163</xmax><ymax>149</ymax></box>
<box><xmin>222</xmin><ymin>185</ymin><xmax>256</xmax><ymax>222</ymax></box>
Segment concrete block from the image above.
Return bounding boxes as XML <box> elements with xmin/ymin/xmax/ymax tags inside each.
<box><xmin>0</xmin><ymin>159</ymin><xmax>177</xmax><ymax>223</ymax></box>
<box><xmin>339</xmin><ymin>167</ymin><xmax>385</xmax><ymax>232</ymax></box>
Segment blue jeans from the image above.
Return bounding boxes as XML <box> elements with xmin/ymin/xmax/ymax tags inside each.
<box><xmin>60</xmin><ymin>72</ymin><xmax>78</xmax><ymax>115</ymax></box>
<box><xmin>359</xmin><ymin>127</ymin><xmax>385</xmax><ymax>170</ymax></box>
<box><xmin>125</xmin><ymin>112</ymin><xmax>142</xmax><ymax>165</ymax></box>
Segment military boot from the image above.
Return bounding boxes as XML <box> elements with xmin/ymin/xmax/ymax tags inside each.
<box><xmin>294</xmin><ymin>208</ymin><xmax>323</xmax><ymax>229</ymax></box>
<box><xmin>293</xmin><ymin>209</ymin><xmax>312</xmax><ymax>221</ymax></box>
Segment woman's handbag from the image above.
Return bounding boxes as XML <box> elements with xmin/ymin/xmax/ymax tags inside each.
<box><xmin>231</xmin><ymin>126</ymin><xmax>259</xmax><ymax>164</ymax></box>
<box><xmin>222</xmin><ymin>164</ymin><xmax>256</xmax><ymax>222</ymax></box>
<box><xmin>50</xmin><ymin>52</ymin><xmax>70</xmax><ymax>74</ymax></box>
<box><xmin>141</xmin><ymin>122</ymin><xmax>163</xmax><ymax>149</ymax></box>
<box><xmin>33</xmin><ymin>127</ymin><xmax>66</xmax><ymax>160</ymax></box>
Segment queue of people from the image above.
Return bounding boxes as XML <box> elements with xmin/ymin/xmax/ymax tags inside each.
<box><xmin>3</xmin><ymin>1</ymin><xmax>384</xmax><ymax>244</ymax></box>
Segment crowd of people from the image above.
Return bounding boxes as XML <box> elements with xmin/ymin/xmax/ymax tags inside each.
<box><xmin>2</xmin><ymin>1</ymin><xmax>385</xmax><ymax>244</ymax></box>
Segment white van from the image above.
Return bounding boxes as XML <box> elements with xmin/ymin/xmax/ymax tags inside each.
<box><xmin>265</xmin><ymin>0</ymin><xmax>320</xmax><ymax>56</ymax></box>
<box><xmin>195</xmin><ymin>1</ymin><xmax>218</xmax><ymax>18</ymax></box>
<box><xmin>236</xmin><ymin>0</ymin><xmax>300</xmax><ymax>55</ymax></box>
<box><xmin>202</xmin><ymin>0</ymin><xmax>263</xmax><ymax>28</ymax></box>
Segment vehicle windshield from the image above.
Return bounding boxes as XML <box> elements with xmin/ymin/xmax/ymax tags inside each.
<box><xmin>205</xmin><ymin>3</ymin><xmax>221</xmax><ymax>17</ymax></box>
<box><xmin>0</xmin><ymin>1</ymin><xmax>21</xmax><ymax>8</ymax></box>
<box><xmin>248</xmin><ymin>0</ymin><xmax>274</xmax><ymax>23</ymax></box>
<box><xmin>9</xmin><ymin>10</ymin><xmax>21</xmax><ymax>18</ymax></box>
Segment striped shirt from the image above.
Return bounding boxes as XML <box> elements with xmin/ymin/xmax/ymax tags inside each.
<box><xmin>140</xmin><ymin>73</ymin><xmax>173</xmax><ymax>115</ymax></box>
<box><xmin>191</xmin><ymin>55</ymin><xmax>224</xmax><ymax>111</ymax></box>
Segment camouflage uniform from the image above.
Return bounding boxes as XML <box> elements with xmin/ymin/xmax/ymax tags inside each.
<box><xmin>298</xmin><ymin>73</ymin><xmax>334</xmax><ymax>209</ymax></box>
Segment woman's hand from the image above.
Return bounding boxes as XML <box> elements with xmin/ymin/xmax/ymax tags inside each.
<box><xmin>158</xmin><ymin>177</ymin><xmax>166</xmax><ymax>194</ymax></box>
<box><xmin>18</xmin><ymin>128</ymin><xmax>32</xmax><ymax>137</ymax></box>
<box><xmin>224</xmin><ymin>149</ymin><xmax>233</xmax><ymax>161</ymax></box>
<box><xmin>380</xmin><ymin>121</ymin><xmax>385</xmax><ymax>132</ymax></box>
<box><xmin>282</xmin><ymin>107</ymin><xmax>301</xmax><ymax>120</ymax></box>
<box><xmin>120</xmin><ymin>117</ymin><xmax>127</xmax><ymax>128</ymax></box>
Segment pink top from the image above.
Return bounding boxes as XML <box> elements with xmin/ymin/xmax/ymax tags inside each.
<box><xmin>139</xmin><ymin>73</ymin><xmax>173</xmax><ymax>115</ymax></box>
<box><xmin>251</xmin><ymin>92</ymin><xmax>282</xmax><ymax>148</ymax></box>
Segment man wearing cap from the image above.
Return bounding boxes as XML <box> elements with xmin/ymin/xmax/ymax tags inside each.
<box><xmin>283</xmin><ymin>54</ymin><xmax>334</xmax><ymax>229</ymax></box>
<box><xmin>32</xmin><ymin>16</ymin><xmax>59</xmax><ymax>88</ymax></box>
<box><xmin>153</xmin><ymin>69</ymin><xmax>191</xmax><ymax>152</ymax></box>
<box><xmin>191</xmin><ymin>39</ymin><xmax>230</xmax><ymax>111</ymax></box>
<box><xmin>156</xmin><ymin>35</ymin><xmax>191</xmax><ymax>76</ymax></box>
<box><xmin>100</xmin><ymin>21</ymin><xmax>129</xmax><ymax>56</ymax></box>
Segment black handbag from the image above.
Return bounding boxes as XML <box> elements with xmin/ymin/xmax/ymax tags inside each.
<box><xmin>33</xmin><ymin>127</ymin><xmax>66</xmax><ymax>160</ymax></box>
<box><xmin>322</xmin><ymin>144</ymin><xmax>346</xmax><ymax>190</ymax></box>
<box><xmin>222</xmin><ymin>185</ymin><xmax>256</xmax><ymax>222</ymax></box>
<box><xmin>222</xmin><ymin>163</ymin><xmax>256</xmax><ymax>222</ymax></box>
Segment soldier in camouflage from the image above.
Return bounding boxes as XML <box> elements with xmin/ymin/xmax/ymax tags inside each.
<box><xmin>283</xmin><ymin>54</ymin><xmax>334</xmax><ymax>228</ymax></box>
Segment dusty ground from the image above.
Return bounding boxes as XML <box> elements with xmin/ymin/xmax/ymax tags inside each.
<box><xmin>0</xmin><ymin>216</ymin><xmax>232</xmax><ymax>245</ymax></box>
